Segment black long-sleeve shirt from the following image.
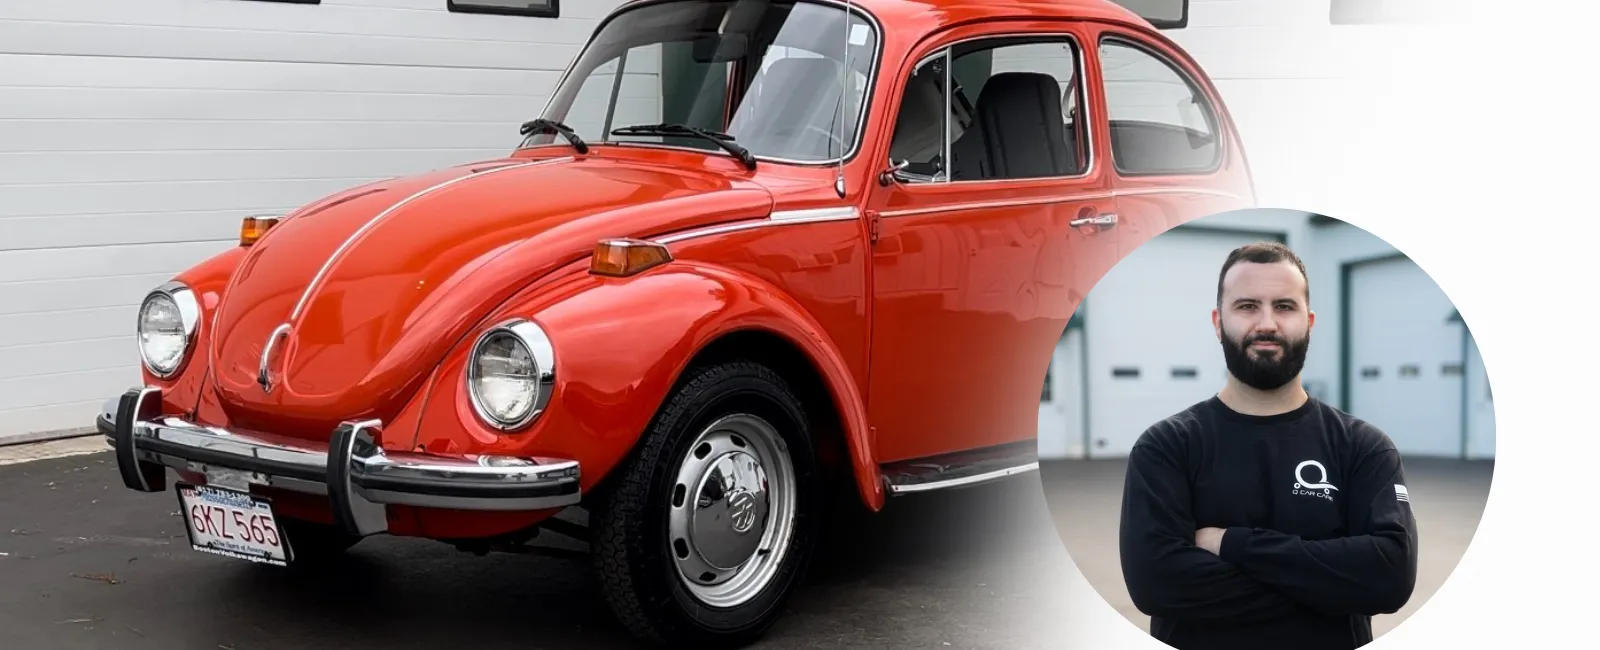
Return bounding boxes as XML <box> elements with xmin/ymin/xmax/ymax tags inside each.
<box><xmin>1118</xmin><ymin>395</ymin><xmax>1418</xmax><ymax>650</ymax></box>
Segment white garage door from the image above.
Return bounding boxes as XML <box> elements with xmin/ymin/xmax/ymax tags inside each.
<box><xmin>0</xmin><ymin>0</ymin><xmax>617</xmax><ymax>445</ymax></box>
<box><xmin>1464</xmin><ymin>327</ymin><xmax>1495</xmax><ymax>459</ymax></box>
<box><xmin>1083</xmin><ymin>226</ymin><xmax>1275</xmax><ymax>458</ymax></box>
<box><xmin>1347</xmin><ymin>255</ymin><xmax>1463</xmax><ymax>457</ymax></box>
<box><xmin>1037</xmin><ymin>327</ymin><xmax>1084</xmax><ymax>460</ymax></box>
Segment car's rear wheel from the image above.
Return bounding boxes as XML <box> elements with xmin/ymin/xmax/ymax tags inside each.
<box><xmin>592</xmin><ymin>360</ymin><xmax>819</xmax><ymax>649</ymax></box>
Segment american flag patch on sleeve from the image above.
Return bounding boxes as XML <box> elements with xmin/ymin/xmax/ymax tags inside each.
<box><xmin>1395</xmin><ymin>484</ymin><xmax>1410</xmax><ymax>503</ymax></box>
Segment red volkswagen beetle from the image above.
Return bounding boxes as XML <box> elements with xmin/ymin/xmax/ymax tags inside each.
<box><xmin>103</xmin><ymin>0</ymin><xmax>1249</xmax><ymax>646</ymax></box>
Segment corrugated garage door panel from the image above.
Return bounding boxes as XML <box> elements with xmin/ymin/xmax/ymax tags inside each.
<box><xmin>0</xmin><ymin>0</ymin><xmax>630</xmax><ymax>442</ymax></box>
<box><xmin>0</xmin><ymin>118</ymin><xmax>518</xmax><ymax>153</ymax></box>
<box><xmin>1</xmin><ymin>178</ymin><xmax>390</xmax><ymax>218</ymax></box>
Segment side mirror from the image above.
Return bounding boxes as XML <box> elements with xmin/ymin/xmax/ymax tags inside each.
<box><xmin>878</xmin><ymin>159</ymin><xmax>911</xmax><ymax>186</ymax></box>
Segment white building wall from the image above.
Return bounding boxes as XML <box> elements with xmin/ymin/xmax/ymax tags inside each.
<box><xmin>0</xmin><ymin>0</ymin><xmax>627</xmax><ymax>444</ymax></box>
<box><xmin>1155</xmin><ymin>0</ymin><xmax>1414</xmax><ymax>208</ymax></box>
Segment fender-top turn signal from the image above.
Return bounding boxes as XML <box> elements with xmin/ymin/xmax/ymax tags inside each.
<box><xmin>590</xmin><ymin>238</ymin><xmax>672</xmax><ymax>277</ymax></box>
<box><xmin>240</xmin><ymin>215</ymin><xmax>282</xmax><ymax>247</ymax></box>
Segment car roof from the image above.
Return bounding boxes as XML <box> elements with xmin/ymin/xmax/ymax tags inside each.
<box><xmin>612</xmin><ymin>0</ymin><xmax>1155</xmax><ymax>34</ymax></box>
<box><xmin>853</xmin><ymin>0</ymin><xmax>1149</xmax><ymax>27</ymax></box>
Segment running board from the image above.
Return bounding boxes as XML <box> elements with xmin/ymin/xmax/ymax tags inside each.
<box><xmin>881</xmin><ymin>441</ymin><xmax>1039</xmax><ymax>495</ymax></box>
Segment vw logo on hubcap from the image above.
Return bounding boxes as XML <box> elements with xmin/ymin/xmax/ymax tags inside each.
<box><xmin>728</xmin><ymin>489</ymin><xmax>758</xmax><ymax>534</ymax></box>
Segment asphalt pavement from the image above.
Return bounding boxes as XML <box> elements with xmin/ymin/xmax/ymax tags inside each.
<box><xmin>1039</xmin><ymin>456</ymin><xmax>1495</xmax><ymax>639</ymax></box>
<box><xmin>0</xmin><ymin>447</ymin><xmax>1081</xmax><ymax>650</ymax></box>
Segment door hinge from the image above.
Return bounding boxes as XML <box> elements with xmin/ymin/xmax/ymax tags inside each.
<box><xmin>867</xmin><ymin>209</ymin><xmax>881</xmax><ymax>244</ymax></box>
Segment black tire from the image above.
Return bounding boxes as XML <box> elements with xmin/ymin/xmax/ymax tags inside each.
<box><xmin>592</xmin><ymin>360</ymin><xmax>821</xmax><ymax>649</ymax></box>
<box><xmin>281</xmin><ymin>517</ymin><xmax>361</xmax><ymax>565</ymax></box>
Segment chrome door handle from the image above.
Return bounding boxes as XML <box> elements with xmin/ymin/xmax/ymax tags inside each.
<box><xmin>1070</xmin><ymin>213</ymin><xmax>1118</xmax><ymax>228</ymax></box>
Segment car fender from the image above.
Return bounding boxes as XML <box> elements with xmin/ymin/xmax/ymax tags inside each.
<box><xmin>135</xmin><ymin>246</ymin><xmax>247</xmax><ymax>418</ymax></box>
<box><xmin>409</xmin><ymin>258</ymin><xmax>885</xmax><ymax>511</ymax></box>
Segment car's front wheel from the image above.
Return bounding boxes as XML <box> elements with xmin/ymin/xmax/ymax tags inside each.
<box><xmin>592</xmin><ymin>360</ymin><xmax>819</xmax><ymax>649</ymax></box>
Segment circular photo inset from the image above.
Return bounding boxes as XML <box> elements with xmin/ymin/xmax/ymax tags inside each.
<box><xmin>1035</xmin><ymin>207</ymin><xmax>1495</xmax><ymax>649</ymax></box>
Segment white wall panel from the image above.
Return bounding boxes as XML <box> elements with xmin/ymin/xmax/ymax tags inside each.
<box><xmin>0</xmin><ymin>399</ymin><xmax>126</xmax><ymax>440</ymax></box>
<box><xmin>2</xmin><ymin>178</ymin><xmax>388</xmax><ymax>218</ymax></box>
<box><xmin>1</xmin><ymin>149</ymin><xmax>509</xmax><ymax>185</ymax></box>
<box><xmin>0</xmin><ymin>241</ymin><xmax>233</xmax><ymax>284</ymax></box>
<box><xmin>0</xmin><ymin>54</ymin><xmax>556</xmax><ymax>95</ymax></box>
<box><xmin>0</xmin><ymin>0</ymin><xmax>626</xmax><ymax>441</ymax></box>
<box><xmin>0</xmin><ymin>337</ymin><xmax>138</xmax><ymax>381</ymax></box>
<box><xmin>0</xmin><ymin>274</ymin><xmax>176</xmax><ymax>316</ymax></box>
<box><xmin>0</xmin><ymin>306</ymin><xmax>140</xmax><ymax>349</ymax></box>
<box><xmin>0</xmin><ymin>21</ymin><xmax>580</xmax><ymax>71</ymax></box>
<box><xmin>0</xmin><ymin>120</ymin><xmax>514</xmax><ymax>152</ymax></box>
<box><xmin>0</xmin><ymin>0</ymin><xmax>598</xmax><ymax>44</ymax></box>
<box><xmin>0</xmin><ymin>367</ymin><xmax>142</xmax><ymax>413</ymax></box>
<box><xmin>0</xmin><ymin>87</ymin><xmax>547</xmax><ymax>122</ymax></box>
<box><xmin>2</xmin><ymin>210</ymin><xmax>272</xmax><ymax>251</ymax></box>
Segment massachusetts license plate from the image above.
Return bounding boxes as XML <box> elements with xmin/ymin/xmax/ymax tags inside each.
<box><xmin>176</xmin><ymin>483</ymin><xmax>292</xmax><ymax>566</ymax></box>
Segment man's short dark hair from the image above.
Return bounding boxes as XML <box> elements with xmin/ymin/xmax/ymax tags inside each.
<box><xmin>1217</xmin><ymin>241</ymin><xmax>1309</xmax><ymax>307</ymax></box>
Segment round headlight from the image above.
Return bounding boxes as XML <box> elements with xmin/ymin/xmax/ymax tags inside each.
<box><xmin>468</xmin><ymin>320</ymin><xmax>555</xmax><ymax>430</ymax></box>
<box><xmin>137</xmin><ymin>286</ymin><xmax>198</xmax><ymax>377</ymax></box>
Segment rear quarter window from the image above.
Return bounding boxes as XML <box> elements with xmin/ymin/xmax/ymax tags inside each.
<box><xmin>1097</xmin><ymin>36</ymin><xmax>1221</xmax><ymax>176</ymax></box>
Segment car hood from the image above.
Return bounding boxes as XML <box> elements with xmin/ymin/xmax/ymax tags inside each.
<box><xmin>206</xmin><ymin>155</ymin><xmax>772</xmax><ymax>434</ymax></box>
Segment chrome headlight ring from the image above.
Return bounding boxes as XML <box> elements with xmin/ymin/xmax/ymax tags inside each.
<box><xmin>466</xmin><ymin>318</ymin><xmax>556</xmax><ymax>432</ymax></box>
<box><xmin>137</xmin><ymin>281</ymin><xmax>202</xmax><ymax>379</ymax></box>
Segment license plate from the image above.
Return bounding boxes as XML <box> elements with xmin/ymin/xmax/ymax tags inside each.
<box><xmin>176</xmin><ymin>483</ymin><xmax>292</xmax><ymax>566</ymax></box>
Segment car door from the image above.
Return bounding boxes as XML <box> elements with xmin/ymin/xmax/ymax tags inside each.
<box><xmin>1080</xmin><ymin>27</ymin><xmax>1257</xmax><ymax>456</ymax></box>
<box><xmin>862</xmin><ymin>19</ymin><xmax>1122</xmax><ymax>464</ymax></box>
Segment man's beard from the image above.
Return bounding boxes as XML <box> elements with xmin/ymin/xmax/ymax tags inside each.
<box><xmin>1219</xmin><ymin>324</ymin><xmax>1309</xmax><ymax>391</ymax></box>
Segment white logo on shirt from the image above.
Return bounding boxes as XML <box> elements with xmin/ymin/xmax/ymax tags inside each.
<box><xmin>1395</xmin><ymin>484</ymin><xmax>1410</xmax><ymax>504</ymax></box>
<box><xmin>1292</xmin><ymin>460</ymin><xmax>1338</xmax><ymax>501</ymax></box>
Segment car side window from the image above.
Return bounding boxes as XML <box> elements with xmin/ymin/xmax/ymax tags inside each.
<box><xmin>885</xmin><ymin>53</ymin><xmax>955</xmax><ymax>183</ymax></box>
<box><xmin>885</xmin><ymin>35</ymin><xmax>1090</xmax><ymax>184</ymax></box>
<box><xmin>1097</xmin><ymin>37</ymin><xmax>1220</xmax><ymax>175</ymax></box>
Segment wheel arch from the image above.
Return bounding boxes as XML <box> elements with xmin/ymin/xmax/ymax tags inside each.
<box><xmin>674</xmin><ymin>327</ymin><xmax>856</xmax><ymax>499</ymax></box>
<box><xmin>443</xmin><ymin>260</ymin><xmax>885</xmax><ymax>512</ymax></box>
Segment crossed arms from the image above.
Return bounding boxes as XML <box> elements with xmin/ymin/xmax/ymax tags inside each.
<box><xmin>1117</xmin><ymin>442</ymin><xmax>1419</xmax><ymax>623</ymax></box>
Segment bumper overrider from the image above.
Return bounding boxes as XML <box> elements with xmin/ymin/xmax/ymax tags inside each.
<box><xmin>98</xmin><ymin>387</ymin><xmax>582</xmax><ymax>537</ymax></box>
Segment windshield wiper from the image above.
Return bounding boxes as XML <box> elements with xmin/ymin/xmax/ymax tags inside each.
<box><xmin>520</xmin><ymin>118</ymin><xmax>589</xmax><ymax>154</ymax></box>
<box><xmin>610</xmin><ymin>123</ymin><xmax>756</xmax><ymax>170</ymax></box>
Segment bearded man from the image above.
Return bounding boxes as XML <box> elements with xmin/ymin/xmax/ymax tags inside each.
<box><xmin>1116</xmin><ymin>242</ymin><xmax>1419</xmax><ymax>650</ymax></box>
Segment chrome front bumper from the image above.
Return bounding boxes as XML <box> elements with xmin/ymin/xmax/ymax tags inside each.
<box><xmin>99</xmin><ymin>387</ymin><xmax>581</xmax><ymax>537</ymax></box>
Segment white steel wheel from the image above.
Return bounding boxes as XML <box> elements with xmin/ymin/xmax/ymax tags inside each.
<box><xmin>667</xmin><ymin>413</ymin><xmax>797</xmax><ymax>608</ymax></box>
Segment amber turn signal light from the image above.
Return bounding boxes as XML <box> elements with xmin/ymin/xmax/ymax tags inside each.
<box><xmin>590</xmin><ymin>238</ymin><xmax>672</xmax><ymax>277</ymax></box>
<box><xmin>240</xmin><ymin>215</ymin><xmax>282</xmax><ymax>247</ymax></box>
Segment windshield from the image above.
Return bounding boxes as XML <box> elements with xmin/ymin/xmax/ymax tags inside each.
<box><xmin>527</xmin><ymin>0</ymin><xmax>879</xmax><ymax>164</ymax></box>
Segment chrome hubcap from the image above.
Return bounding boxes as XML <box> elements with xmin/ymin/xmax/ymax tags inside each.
<box><xmin>668</xmin><ymin>413</ymin><xmax>795</xmax><ymax>608</ymax></box>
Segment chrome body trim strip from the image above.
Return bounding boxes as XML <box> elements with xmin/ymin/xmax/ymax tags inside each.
<box><xmin>657</xmin><ymin>208</ymin><xmax>859</xmax><ymax>245</ymax></box>
<box><xmin>877</xmin><ymin>186</ymin><xmax>1244</xmax><ymax>219</ymax></box>
<box><xmin>887</xmin><ymin>462</ymin><xmax>1039</xmax><ymax>494</ymax></box>
<box><xmin>770</xmin><ymin>206</ymin><xmax>858</xmax><ymax>222</ymax></box>
<box><xmin>879</xmin><ymin>192</ymin><xmax>1113</xmax><ymax>218</ymax></box>
<box><xmin>655</xmin><ymin>187</ymin><xmax>1243</xmax><ymax>246</ymax></box>
<box><xmin>287</xmin><ymin>156</ymin><xmax>573</xmax><ymax>322</ymax></box>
